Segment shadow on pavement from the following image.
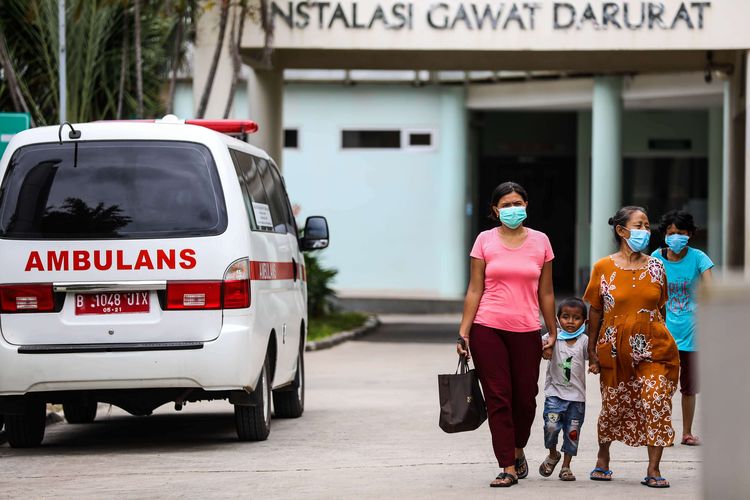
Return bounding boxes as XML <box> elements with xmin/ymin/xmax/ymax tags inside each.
<box><xmin>0</xmin><ymin>411</ymin><xmax>241</xmax><ymax>456</ymax></box>
<box><xmin>355</xmin><ymin>322</ymin><xmax>459</xmax><ymax>344</ymax></box>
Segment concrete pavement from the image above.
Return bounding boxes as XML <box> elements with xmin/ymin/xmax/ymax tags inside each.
<box><xmin>0</xmin><ymin>318</ymin><xmax>701</xmax><ymax>499</ymax></box>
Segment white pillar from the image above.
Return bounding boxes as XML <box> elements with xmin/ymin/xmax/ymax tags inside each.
<box><xmin>248</xmin><ymin>69</ymin><xmax>284</xmax><ymax>165</ymax></box>
<box><xmin>723</xmin><ymin>52</ymin><xmax>746</xmax><ymax>270</ymax></box>
<box><xmin>701</xmin><ymin>278</ymin><xmax>750</xmax><ymax>498</ymax></box>
<box><xmin>438</xmin><ymin>86</ymin><xmax>468</xmax><ymax>298</ymax></box>
<box><xmin>708</xmin><ymin>106</ymin><xmax>723</xmax><ymax>264</ymax></box>
<box><xmin>722</xmin><ymin>80</ymin><xmax>732</xmax><ymax>269</ymax></box>
<box><xmin>590</xmin><ymin>76</ymin><xmax>623</xmax><ymax>264</ymax></box>
<box><xmin>576</xmin><ymin>111</ymin><xmax>592</xmax><ymax>293</ymax></box>
<box><xmin>745</xmin><ymin>50</ymin><xmax>750</xmax><ymax>275</ymax></box>
<box><xmin>192</xmin><ymin>2</ymin><xmax>234</xmax><ymax>119</ymax></box>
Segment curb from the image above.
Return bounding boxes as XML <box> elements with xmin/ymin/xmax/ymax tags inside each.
<box><xmin>305</xmin><ymin>315</ymin><xmax>380</xmax><ymax>352</ymax></box>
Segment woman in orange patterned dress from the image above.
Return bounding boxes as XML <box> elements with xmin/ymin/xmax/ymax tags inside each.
<box><xmin>584</xmin><ymin>206</ymin><xmax>679</xmax><ymax>489</ymax></box>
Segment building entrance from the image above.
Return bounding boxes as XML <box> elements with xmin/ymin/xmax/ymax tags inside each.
<box><xmin>474</xmin><ymin>112</ymin><xmax>577</xmax><ymax>293</ymax></box>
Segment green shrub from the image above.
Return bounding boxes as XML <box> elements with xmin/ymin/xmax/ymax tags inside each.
<box><xmin>304</xmin><ymin>251</ymin><xmax>338</xmax><ymax>318</ymax></box>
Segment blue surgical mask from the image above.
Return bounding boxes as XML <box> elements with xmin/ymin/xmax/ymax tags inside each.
<box><xmin>665</xmin><ymin>234</ymin><xmax>689</xmax><ymax>254</ymax></box>
<box><xmin>625</xmin><ymin>228</ymin><xmax>650</xmax><ymax>253</ymax></box>
<box><xmin>498</xmin><ymin>206</ymin><xmax>527</xmax><ymax>229</ymax></box>
<box><xmin>557</xmin><ymin>323</ymin><xmax>585</xmax><ymax>341</ymax></box>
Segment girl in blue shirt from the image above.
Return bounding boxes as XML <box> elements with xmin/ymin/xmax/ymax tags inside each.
<box><xmin>652</xmin><ymin>210</ymin><xmax>713</xmax><ymax>447</ymax></box>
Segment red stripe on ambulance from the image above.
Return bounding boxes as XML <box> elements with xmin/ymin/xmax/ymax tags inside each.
<box><xmin>249</xmin><ymin>261</ymin><xmax>296</xmax><ymax>281</ymax></box>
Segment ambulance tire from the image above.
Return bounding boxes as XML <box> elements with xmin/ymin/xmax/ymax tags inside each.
<box><xmin>5</xmin><ymin>401</ymin><xmax>46</xmax><ymax>448</ymax></box>
<box><xmin>273</xmin><ymin>348</ymin><xmax>304</xmax><ymax>418</ymax></box>
<box><xmin>234</xmin><ymin>355</ymin><xmax>271</xmax><ymax>441</ymax></box>
<box><xmin>63</xmin><ymin>400</ymin><xmax>98</xmax><ymax>424</ymax></box>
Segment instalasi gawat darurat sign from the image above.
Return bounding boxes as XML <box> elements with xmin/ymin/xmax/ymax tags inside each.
<box><xmin>270</xmin><ymin>1</ymin><xmax>711</xmax><ymax>31</ymax></box>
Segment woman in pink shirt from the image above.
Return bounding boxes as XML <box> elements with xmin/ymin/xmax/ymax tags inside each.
<box><xmin>456</xmin><ymin>181</ymin><xmax>557</xmax><ymax>488</ymax></box>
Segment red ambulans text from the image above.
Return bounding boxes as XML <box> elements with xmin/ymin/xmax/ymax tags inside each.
<box><xmin>24</xmin><ymin>249</ymin><xmax>197</xmax><ymax>272</ymax></box>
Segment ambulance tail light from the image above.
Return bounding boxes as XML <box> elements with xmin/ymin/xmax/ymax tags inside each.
<box><xmin>222</xmin><ymin>258</ymin><xmax>250</xmax><ymax>309</ymax></box>
<box><xmin>0</xmin><ymin>284</ymin><xmax>55</xmax><ymax>313</ymax></box>
<box><xmin>164</xmin><ymin>259</ymin><xmax>250</xmax><ymax>310</ymax></box>
<box><xmin>165</xmin><ymin>281</ymin><xmax>222</xmax><ymax>310</ymax></box>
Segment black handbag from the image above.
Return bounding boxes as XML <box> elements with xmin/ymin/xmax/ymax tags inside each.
<box><xmin>438</xmin><ymin>356</ymin><xmax>487</xmax><ymax>433</ymax></box>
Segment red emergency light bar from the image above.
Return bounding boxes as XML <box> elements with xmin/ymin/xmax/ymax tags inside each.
<box><xmin>185</xmin><ymin>119</ymin><xmax>259</xmax><ymax>134</ymax></box>
<box><xmin>96</xmin><ymin>117</ymin><xmax>259</xmax><ymax>135</ymax></box>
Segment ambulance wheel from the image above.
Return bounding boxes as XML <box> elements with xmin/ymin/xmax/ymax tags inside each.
<box><xmin>235</xmin><ymin>355</ymin><xmax>271</xmax><ymax>441</ymax></box>
<box><xmin>273</xmin><ymin>348</ymin><xmax>304</xmax><ymax>418</ymax></box>
<box><xmin>5</xmin><ymin>401</ymin><xmax>46</xmax><ymax>448</ymax></box>
<box><xmin>63</xmin><ymin>400</ymin><xmax>98</xmax><ymax>424</ymax></box>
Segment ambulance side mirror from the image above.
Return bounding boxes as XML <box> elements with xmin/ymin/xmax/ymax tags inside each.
<box><xmin>300</xmin><ymin>216</ymin><xmax>329</xmax><ymax>251</ymax></box>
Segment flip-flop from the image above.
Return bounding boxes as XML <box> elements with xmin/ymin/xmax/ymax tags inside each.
<box><xmin>515</xmin><ymin>455</ymin><xmax>529</xmax><ymax>479</ymax></box>
<box><xmin>590</xmin><ymin>467</ymin><xmax>613</xmax><ymax>481</ymax></box>
<box><xmin>681</xmin><ymin>435</ymin><xmax>702</xmax><ymax>446</ymax></box>
<box><xmin>641</xmin><ymin>476</ymin><xmax>670</xmax><ymax>488</ymax></box>
<box><xmin>490</xmin><ymin>472</ymin><xmax>518</xmax><ymax>488</ymax></box>
<box><xmin>539</xmin><ymin>453</ymin><xmax>561</xmax><ymax>477</ymax></box>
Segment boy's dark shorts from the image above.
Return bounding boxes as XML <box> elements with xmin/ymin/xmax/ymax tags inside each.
<box><xmin>679</xmin><ymin>350</ymin><xmax>699</xmax><ymax>396</ymax></box>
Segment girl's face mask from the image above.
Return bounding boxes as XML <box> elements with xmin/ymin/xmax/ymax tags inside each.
<box><xmin>665</xmin><ymin>234</ymin><xmax>689</xmax><ymax>254</ymax></box>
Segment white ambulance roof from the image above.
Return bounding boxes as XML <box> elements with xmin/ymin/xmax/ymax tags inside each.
<box><xmin>3</xmin><ymin>121</ymin><xmax>272</xmax><ymax>162</ymax></box>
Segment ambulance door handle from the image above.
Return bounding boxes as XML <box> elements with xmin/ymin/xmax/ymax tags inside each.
<box><xmin>292</xmin><ymin>258</ymin><xmax>298</xmax><ymax>282</ymax></box>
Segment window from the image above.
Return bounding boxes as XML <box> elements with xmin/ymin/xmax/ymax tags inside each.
<box><xmin>342</xmin><ymin>130</ymin><xmax>401</xmax><ymax>149</ymax></box>
<box><xmin>0</xmin><ymin>141</ymin><xmax>227</xmax><ymax>239</ymax></box>
<box><xmin>284</xmin><ymin>129</ymin><xmax>299</xmax><ymax>149</ymax></box>
<box><xmin>408</xmin><ymin>133</ymin><xmax>432</xmax><ymax>146</ymax></box>
<box><xmin>230</xmin><ymin>149</ymin><xmax>262</xmax><ymax>230</ymax></box>
<box><xmin>256</xmin><ymin>158</ymin><xmax>291</xmax><ymax>234</ymax></box>
<box><xmin>648</xmin><ymin>139</ymin><xmax>692</xmax><ymax>151</ymax></box>
<box><xmin>267</xmin><ymin>162</ymin><xmax>297</xmax><ymax>234</ymax></box>
<box><xmin>404</xmin><ymin>129</ymin><xmax>437</xmax><ymax>151</ymax></box>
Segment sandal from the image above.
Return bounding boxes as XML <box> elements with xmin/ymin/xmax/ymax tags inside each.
<box><xmin>641</xmin><ymin>476</ymin><xmax>670</xmax><ymax>488</ymax></box>
<box><xmin>515</xmin><ymin>455</ymin><xmax>529</xmax><ymax>479</ymax></box>
<box><xmin>559</xmin><ymin>467</ymin><xmax>576</xmax><ymax>481</ymax></box>
<box><xmin>490</xmin><ymin>472</ymin><xmax>518</xmax><ymax>488</ymax></box>
<box><xmin>590</xmin><ymin>467</ymin><xmax>613</xmax><ymax>481</ymax></box>
<box><xmin>539</xmin><ymin>453</ymin><xmax>561</xmax><ymax>477</ymax></box>
<box><xmin>681</xmin><ymin>434</ymin><xmax>702</xmax><ymax>446</ymax></box>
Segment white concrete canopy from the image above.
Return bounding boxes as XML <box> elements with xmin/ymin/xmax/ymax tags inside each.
<box><xmin>466</xmin><ymin>72</ymin><xmax>724</xmax><ymax>110</ymax></box>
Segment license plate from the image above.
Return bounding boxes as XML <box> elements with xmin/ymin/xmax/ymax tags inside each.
<box><xmin>75</xmin><ymin>292</ymin><xmax>150</xmax><ymax>315</ymax></box>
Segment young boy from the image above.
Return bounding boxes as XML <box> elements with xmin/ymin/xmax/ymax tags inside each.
<box><xmin>539</xmin><ymin>297</ymin><xmax>588</xmax><ymax>481</ymax></box>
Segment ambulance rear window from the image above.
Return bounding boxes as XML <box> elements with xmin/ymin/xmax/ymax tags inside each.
<box><xmin>0</xmin><ymin>141</ymin><xmax>227</xmax><ymax>239</ymax></box>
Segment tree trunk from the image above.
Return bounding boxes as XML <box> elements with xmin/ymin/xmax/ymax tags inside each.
<box><xmin>166</xmin><ymin>15</ymin><xmax>184</xmax><ymax>115</ymax></box>
<box><xmin>259</xmin><ymin>0</ymin><xmax>274</xmax><ymax>68</ymax></box>
<box><xmin>0</xmin><ymin>23</ymin><xmax>35</xmax><ymax>126</ymax></box>
<box><xmin>134</xmin><ymin>0</ymin><xmax>144</xmax><ymax>118</ymax></box>
<box><xmin>222</xmin><ymin>0</ymin><xmax>247</xmax><ymax>119</ymax></box>
<box><xmin>116</xmin><ymin>11</ymin><xmax>129</xmax><ymax>120</ymax></box>
<box><xmin>196</xmin><ymin>0</ymin><xmax>230</xmax><ymax>118</ymax></box>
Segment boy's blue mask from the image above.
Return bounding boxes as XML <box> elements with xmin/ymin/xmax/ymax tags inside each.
<box><xmin>557</xmin><ymin>323</ymin><xmax>585</xmax><ymax>341</ymax></box>
<box><xmin>665</xmin><ymin>234</ymin><xmax>689</xmax><ymax>254</ymax></box>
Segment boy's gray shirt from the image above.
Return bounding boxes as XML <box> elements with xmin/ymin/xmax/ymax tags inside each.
<box><xmin>542</xmin><ymin>333</ymin><xmax>588</xmax><ymax>403</ymax></box>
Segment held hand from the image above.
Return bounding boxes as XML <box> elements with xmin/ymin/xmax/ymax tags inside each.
<box><xmin>588</xmin><ymin>352</ymin><xmax>600</xmax><ymax>374</ymax></box>
<box><xmin>542</xmin><ymin>334</ymin><xmax>556</xmax><ymax>350</ymax></box>
<box><xmin>542</xmin><ymin>346</ymin><xmax>552</xmax><ymax>360</ymax></box>
<box><xmin>456</xmin><ymin>336</ymin><xmax>471</xmax><ymax>360</ymax></box>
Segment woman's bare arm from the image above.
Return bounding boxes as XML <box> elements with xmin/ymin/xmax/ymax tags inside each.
<box><xmin>538</xmin><ymin>260</ymin><xmax>557</xmax><ymax>354</ymax></box>
<box><xmin>457</xmin><ymin>258</ymin><xmax>485</xmax><ymax>359</ymax></box>
<box><xmin>587</xmin><ymin>306</ymin><xmax>603</xmax><ymax>373</ymax></box>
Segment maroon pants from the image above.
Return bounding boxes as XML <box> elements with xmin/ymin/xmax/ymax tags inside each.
<box><xmin>469</xmin><ymin>323</ymin><xmax>543</xmax><ymax>468</ymax></box>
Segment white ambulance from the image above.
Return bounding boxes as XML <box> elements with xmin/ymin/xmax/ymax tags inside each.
<box><xmin>0</xmin><ymin>117</ymin><xmax>329</xmax><ymax>447</ymax></box>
